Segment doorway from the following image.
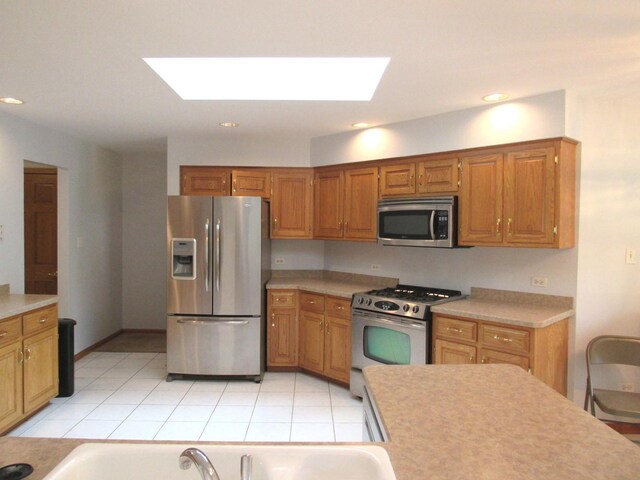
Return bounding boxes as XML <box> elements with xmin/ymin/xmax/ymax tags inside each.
<box><xmin>24</xmin><ymin>166</ymin><xmax>58</xmax><ymax>294</ymax></box>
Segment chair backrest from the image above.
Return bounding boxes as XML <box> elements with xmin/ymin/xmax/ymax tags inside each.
<box><xmin>586</xmin><ymin>335</ymin><xmax>640</xmax><ymax>368</ymax></box>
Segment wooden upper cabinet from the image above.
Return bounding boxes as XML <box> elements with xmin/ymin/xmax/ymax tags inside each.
<box><xmin>417</xmin><ymin>156</ymin><xmax>459</xmax><ymax>194</ymax></box>
<box><xmin>379</xmin><ymin>163</ymin><xmax>416</xmax><ymax>197</ymax></box>
<box><xmin>344</xmin><ymin>167</ymin><xmax>378</xmax><ymax>240</ymax></box>
<box><xmin>313</xmin><ymin>170</ymin><xmax>344</xmax><ymax>239</ymax></box>
<box><xmin>271</xmin><ymin>171</ymin><xmax>313</xmax><ymax>239</ymax></box>
<box><xmin>181</xmin><ymin>166</ymin><xmax>230</xmax><ymax>196</ymax></box>
<box><xmin>231</xmin><ymin>170</ymin><xmax>271</xmax><ymax>198</ymax></box>
<box><xmin>458</xmin><ymin>153</ymin><xmax>504</xmax><ymax>245</ymax></box>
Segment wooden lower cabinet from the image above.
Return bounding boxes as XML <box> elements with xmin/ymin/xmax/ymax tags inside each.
<box><xmin>433</xmin><ymin>313</ymin><xmax>568</xmax><ymax>395</ymax></box>
<box><xmin>298</xmin><ymin>309</ymin><xmax>325</xmax><ymax>374</ymax></box>
<box><xmin>0</xmin><ymin>304</ymin><xmax>59</xmax><ymax>434</ymax></box>
<box><xmin>323</xmin><ymin>315</ymin><xmax>351</xmax><ymax>383</ymax></box>
<box><xmin>267</xmin><ymin>290</ymin><xmax>298</xmax><ymax>368</ymax></box>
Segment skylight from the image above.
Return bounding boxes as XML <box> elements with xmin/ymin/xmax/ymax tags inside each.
<box><xmin>143</xmin><ymin>57</ymin><xmax>390</xmax><ymax>101</ymax></box>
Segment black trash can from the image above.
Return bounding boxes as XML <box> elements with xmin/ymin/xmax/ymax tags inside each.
<box><xmin>57</xmin><ymin>318</ymin><xmax>77</xmax><ymax>397</ymax></box>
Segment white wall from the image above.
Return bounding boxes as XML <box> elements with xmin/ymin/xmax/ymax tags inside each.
<box><xmin>0</xmin><ymin>110</ymin><xmax>123</xmax><ymax>353</ymax></box>
<box><xmin>121</xmin><ymin>152</ymin><xmax>167</xmax><ymax>329</ymax></box>
<box><xmin>566</xmin><ymin>78</ymin><xmax>640</xmax><ymax>402</ymax></box>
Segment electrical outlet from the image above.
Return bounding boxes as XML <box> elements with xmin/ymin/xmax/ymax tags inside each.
<box><xmin>625</xmin><ymin>248</ymin><xmax>637</xmax><ymax>264</ymax></box>
<box><xmin>274</xmin><ymin>257</ymin><xmax>285</xmax><ymax>265</ymax></box>
<box><xmin>621</xmin><ymin>383</ymin><xmax>634</xmax><ymax>392</ymax></box>
<box><xmin>530</xmin><ymin>276</ymin><xmax>548</xmax><ymax>288</ymax></box>
<box><xmin>370</xmin><ymin>264</ymin><xmax>381</xmax><ymax>271</ymax></box>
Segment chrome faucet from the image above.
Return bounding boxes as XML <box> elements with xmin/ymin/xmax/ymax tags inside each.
<box><xmin>179</xmin><ymin>448</ymin><xmax>220</xmax><ymax>480</ymax></box>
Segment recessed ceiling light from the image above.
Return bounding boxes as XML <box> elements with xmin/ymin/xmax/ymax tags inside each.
<box><xmin>352</xmin><ymin>122</ymin><xmax>371</xmax><ymax>128</ymax></box>
<box><xmin>143</xmin><ymin>57</ymin><xmax>390</xmax><ymax>101</ymax></box>
<box><xmin>219</xmin><ymin>122</ymin><xmax>239</xmax><ymax>128</ymax></box>
<box><xmin>482</xmin><ymin>93</ymin><xmax>509</xmax><ymax>103</ymax></box>
<box><xmin>0</xmin><ymin>97</ymin><xmax>25</xmax><ymax>105</ymax></box>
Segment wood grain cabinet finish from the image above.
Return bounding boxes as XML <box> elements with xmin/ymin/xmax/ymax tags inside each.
<box><xmin>181</xmin><ymin>166</ymin><xmax>231</xmax><ymax>196</ymax></box>
<box><xmin>379</xmin><ymin>163</ymin><xmax>416</xmax><ymax>197</ymax></box>
<box><xmin>314</xmin><ymin>166</ymin><xmax>378</xmax><ymax>241</ymax></box>
<box><xmin>267</xmin><ymin>290</ymin><xmax>298</xmax><ymax>368</ymax></box>
<box><xmin>458</xmin><ymin>139</ymin><xmax>576</xmax><ymax>248</ymax></box>
<box><xmin>271</xmin><ymin>171</ymin><xmax>313</xmax><ymax>239</ymax></box>
<box><xmin>417</xmin><ymin>156</ymin><xmax>459</xmax><ymax>194</ymax></box>
<box><xmin>231</xmin><ymin>170</ymin><xmax>271</xmax><ymax>198</ymax></box>
<box><xmin>433</xmin><ymin>313</ymin><xmax>568</xmax><ymax>395</ymax></box>
<box><xmin>298</xmin><ymin>309</ymin><xmax>325</xmax><ymax>374</ymax></box>
<box><xmin>0</xmin><ymin>304</ymin><xmax>58</xmax><ymax>435</ymax></box>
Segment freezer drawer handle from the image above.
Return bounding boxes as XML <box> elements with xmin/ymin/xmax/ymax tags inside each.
<box><xmin>176</xmin><ymin>319</ymin><xmax>250</xmax><ymax>325</ymax></box>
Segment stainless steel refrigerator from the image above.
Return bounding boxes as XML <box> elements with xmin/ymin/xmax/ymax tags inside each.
<box><xmin>166</xmin><ymin>195</ymin><xmax>271</xmax><ymax>381</ymax></box>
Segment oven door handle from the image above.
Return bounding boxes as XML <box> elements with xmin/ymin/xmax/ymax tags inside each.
<box><xmin>354</xmin><ymin>314</ymin><xmax>426</xmax><ymax>330</ymax></box>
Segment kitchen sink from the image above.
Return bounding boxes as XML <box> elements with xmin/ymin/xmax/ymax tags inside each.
<box><xmin>43</xmin><ymin>443</ymin><xmax>397</xmax><ymax>480</ymax></box>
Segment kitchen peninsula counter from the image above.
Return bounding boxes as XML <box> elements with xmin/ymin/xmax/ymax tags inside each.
<box><xmin>0</xmin><ymin>284</ymin><xmax>58</xmax><ymax>319</ymax></box>
<box><xmin>267</xmin><ymin>270</ymin><xmax>397</xmax><ymax>298</ymax></box>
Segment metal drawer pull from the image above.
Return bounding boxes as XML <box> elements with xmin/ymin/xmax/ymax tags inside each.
<box><xmin>25</xmin><ymin>347</ymin><xmax>31</xmax><ymax>360</ymax></box>
<box><xmin>492</xmin><ymin>335</ymin><xmax>513</xmax><ymax>342</ymax></box>
<box><xmin>446</xmin><ymin>327</ymin><xmax>463</xmax><ymax>333</ymax></box>
<box><xmin>335</xmin><ymin>305</ymin><xmax>345</xmax><ymax>310</ymax></box>
<box><xmin>38</xmin><ymin>318</ymin><xmax>48</xmax><ymax>324</ymax></box>
<box><xmin>308</xmin><ymin>300</ymin><xmax>316</xmax><ymax>304</ymax></box>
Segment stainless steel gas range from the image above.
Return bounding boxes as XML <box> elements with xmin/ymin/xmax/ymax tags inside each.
<box><xmin>350</xmin><ymin>284</ymin><xmax>463</xmax><ymax>397</ymax></box>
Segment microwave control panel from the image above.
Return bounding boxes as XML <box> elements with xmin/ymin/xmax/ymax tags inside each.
<box><xmin>435</xmin><ymin>210</ymin><xmax>449</xmax><ymax>239</ymax></box>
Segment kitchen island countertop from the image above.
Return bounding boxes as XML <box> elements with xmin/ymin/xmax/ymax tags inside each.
<box><xmin>0</xmin><ymin>293</ymin><xmax>59</xmax><ymax>319</ymax></box>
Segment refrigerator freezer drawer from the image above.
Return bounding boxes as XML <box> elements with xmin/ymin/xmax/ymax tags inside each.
<box><xmin>167</xmin><ymin>316</ymin><xmax>262</xmax><ymax>376</ymax></box>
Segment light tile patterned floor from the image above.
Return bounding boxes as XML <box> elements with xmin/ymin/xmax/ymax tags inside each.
<box><xmin>8</xmin><ymin>352</ymin><xmax>364</xmax><ymax>442</ymax></box>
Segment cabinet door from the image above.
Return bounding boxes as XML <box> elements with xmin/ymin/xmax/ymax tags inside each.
<box><xmin>503</xmin><ymin>146</ymin><xmax>556</xmax><ymax>245</ymax></box>
<box><xmin>479</xmin><ymin>348</ymin><xmax>530</xmax><ymax>371</ymax></box>
<box><xmin>298</xmin><ymin>310</ymin><xmax>325</xmax><ymax>374</ymax></box>
<box><xmin>268</xmin><ymin>307</ymin><xmax>297</xmax><ymax>367</ymax></box>
<box><xmin>271</xmin><ymin>172</ymin><xmax>313</xmax><ymax>239</ymax></box>
<box><xmin>231</xmin><ymin>170</ymin><xmax>271</xmax><ymax>198</ymax></box>
<box><xmin>433</xmin><ymin>339</ymin><xmax>476</xmax><ymax>365</ymax></box>
<box><xmin>344</xmin><ymin>167</ymin><xmax>378</xmax><ymax>241</ymax></box>
<box><xmin>324</xmin><ymin>315</ymin><xmax>351</xmax><ymax>383</ymax></box>
<box><xmin>23</xmin><ymin>327</ymin><xmax>58</xmax><ymax>414</ymax></box>
<box><xmin>379</xmin><ymin>163</ymin><xmax>416</xmax><ymax>197</ymax></box>
<box><xmin>181</xmin><ymin>167</ymin><xmax>231</xmax><ymax>196</ymax></box>
<box><xmin>0</xmin><ymin>342</ymin><xmax>23</xmax><ymax>434</ymax></box>
<box><xmin>458</xmin><ymin>153</ymin><xmax>503</xmax><ymax>245</ymax></box>
<box><xmin>313</xmin><ymin>170</ymin><xmax>344</xmax><ymax>239</ymax></box>
<box><xmin>417</xmin><ymin>157</ymin><xmax>459</xmax><ymax>194</ymax></box>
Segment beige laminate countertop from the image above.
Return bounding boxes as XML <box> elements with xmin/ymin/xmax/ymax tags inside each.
<box><xmin>267</xmin><ymin>277</ymin><xmax>384</xmax><ymax>298</ymax></box>
<box><xmin>364</xmin><ymin>364</ymin><xmax>640</xmax><ymax>480</ymax></box>
<box><xmin>0</xmin><ymin>294</ymin><xmax>59</xmax><ymax>320</ymax></box>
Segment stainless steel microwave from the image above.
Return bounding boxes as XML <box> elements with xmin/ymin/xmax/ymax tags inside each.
<box><xmin>377</xmin><ymin>196</ymin><xmax>458</xmax><ymax>248</ymax></box>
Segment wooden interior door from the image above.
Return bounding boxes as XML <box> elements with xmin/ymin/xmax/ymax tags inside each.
<box><xmin>24</xmin><ymin>168</ymin><xmax>58</xmax><ymax>294</ymax></box>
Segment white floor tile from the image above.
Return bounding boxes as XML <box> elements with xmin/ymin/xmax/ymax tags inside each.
<box><xmin>210</xmin><ymin>406</ymin><xmax>254</xmax><ymax>423</ymax></box>
<box><xmin>200</xmin><ymin>422</ymin><xmax>248</xmax><ymax>441</ymax></box>
<box><xmin>251</xmin><ymin>406</ymin><xmax>292</xmax><ymax>423</ymax></box>
<box><xmin>154</xmin><ymin>421</ymin><xmax>206</xmax><ymax>441</ymax></box>
<box><xmin>98</xmin><ymin>352</ymin><xmax>129</xmax><ymax>360</ymax></box>
<box><xmin>128</xmin><ymin>352</ymin><xmax>158</xmax><ymax>359</ymax></box>
<box><xmin>329</xmin><ymin>390</ymin><xmax>362</xmax><ymax>407</ymax></box>
<box><xmin>294</xmin><ymin>391</ymin><xmax>331</xmax><ymax>406</ymax></box>
<box><xmin>180</xmin><ymin>391</ymin><xmax>222</xmax><ymax>406</ymax></box>
<box><xmin>245</xmin><ymin>422</ymin><xmax>291</xmax><ymax>441</ymax></box>
<box><xmin>332</xmin><ymin>406</ymin><xmax>363</xmax><ymax>423</ymax></box>
<box><xmin>74</xmin><ymin>366</ymin><xmax>111</xmax><ymax>378</ymax></box>
<box><xmin>334</xmin><ymin>423</ymin><xmax>365</xmax><ymax>442</ymax></box>
<box><xmin>132</xmin><ymin>368</ymin><xmax>167</xmax><ymax>380</ymax></box>
<box><xmin>66</xmin><ymin>390</ymin><xmax>114</xmax><ymax>404</ymax></box>
<box><xmin>128</xmin><ymin>405</ymin><xmax>176</xmax><ymax>421</ymax></box>
<box><xmin>292</xmin><ymin>406</ymin><xmax>333</xmax><ymax>423</ymax></box>
<box><xmin>217</xmin><ymin>391</ymin><xmax>258</xmax><ymax>406</ymax></box>
<box><xmin>109</xmin><ymin>420</ymin><xmax>164</xmax><ymax>440</ymax></box>
<box><xmin>44</xmin><ymin>403</ymin><xmax>98</xmax><ymax>420</ymax></box>
<box><xmin>64</xmin><ymin>420</ymin><xmax>121</xmax><ymax>439</ymax></box>
<box><xmin>85</xmin><ymin>404</ymin><xmax>137</xmax><ymax>421</ymax></box>
<box><xmin>290</xmin><ymin>423</ymin><xmax>335</xmax><ymax>441</ymax></box>
<box><xmin>21</xmin><ymin>419</ymin><xmax>78</xmax><ymax>438</ymax></box>
<box><xmin>295</xmin><ymin>375</ymin><xmax>330</xmax><ymax>393</ymax></box>
<box><xmin>120</xmin><ymin>378</ymin><xmax>162</xmax><ymax>391</ymax></box>
<box><xmin>225</xmin><ymin>381</ymin><xmax>261</xmax><ymax>393</ymax></box>
<box><xmin>101</xmin><ymin>366</ymin><xmax>144</xmax><ymax>379</ymax></box>
<box><xmin>255</xmin><ymin>392</ymin><xmax>294</xmax><ymax>406</ymax></box>
<box><xmin>168</xmin><ymin>405</ymin><xmax>215</xmax><ymax>422</ymax></box>
<box><xmin>103</xmin><ymin>390</ymin><xmax>149</xmax><ymax>405</ymax></box>
<box><xmin>259</xmin><ymin>381</ymin><xmax>295</xmax><ymax>393</ymax></box>
<box><xmin>84</xmin><ymin>377</ymin><xmax>128</xmax><ymax>390</ymax></box>
<box><xmin>141</xmin><ymin>391</ymin><xmax>186</xmax><ymax>405</ymax></box>
<box><xmin>189</xmin><ymin>380</ymin><xmax>228</xmax><ymax>392</ymax></box>
<box><xmin>154</xmin><ymin>380</ymin><xmax>193</xmax><ymax>392</ymax></box>
<box><xmin>84</xmin><ymin>357</ymin><xmax>122</xmax><ymax>368</ymax></box>
<box><xmin>263</xmin><ymin>372</ymin><xmax>296</xmax><ymax>381</ymax></box>
<box><xmin>115</xmin><ymin>357</ymin><xmax>153</xmax><ymax>369</ymax></box>
<box><xmin>74</xmin><ymin>377</ymin><xmax>94</xmax><ymax>390</ymax></box>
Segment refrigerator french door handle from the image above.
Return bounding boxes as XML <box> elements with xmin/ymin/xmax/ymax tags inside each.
<box><xmin>205</xmin><ymin>219</ymin><xmax>210</xmax><ymax>291</ymax></box>
<box><xmin>429</xmin><ymin>210</ymin><xmax>436</xmax><ymax>240</ymax></box>
<box><xmin>215</xmin><ymin>218</ymin><xmax>221</xmax><ymax>292</ymax></box>
<box><xmin>176</xmin><ymin>319</ymin><xmax>250</xmax><ymax>325</ymax></box>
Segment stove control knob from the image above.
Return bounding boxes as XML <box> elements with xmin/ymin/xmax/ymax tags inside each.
<box><xmin>358</xmin><ymin>297</ymin><xmax>364</xmax><ymax>305</ymax></box>
<box><xmin>402</xmin><ymin>304</ymin><xmax>410</xmax><ymax>312</ymax></box>
<box><xmin>412</xmin><ymin>305</ymin><xmax>420</xmax><ymax>314</ymax></box>
<box><xmin>365</xmin><ymin>298</ymin><xmax>372</xmax><ymax>306</ymax></box>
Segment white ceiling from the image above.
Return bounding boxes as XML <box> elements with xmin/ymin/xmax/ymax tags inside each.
<box><xmin>1</xmin><ymin>0</ymin><xmax>639</xmax><ymax>154</ymax></box>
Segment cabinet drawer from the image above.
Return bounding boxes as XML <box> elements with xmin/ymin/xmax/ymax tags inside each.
<box><xmin>0</xmin><ymin>317</ymin><xmax>21</xmax><ymax>347</ymax></box>
<box><xmin>435</xmin><ymin>316</ymin><xmax>477</xmax><ymax>342</ymax></box>
<box><xmin>299</xmin><ymin>292</ymin><xmax>325</xmax><ymax>313</ymax></box>
<box><xmin>480</xmin><ymin>348</ymin><xmax>530</xmax><ymax>371</ymax></box>
<box><xmin>326</xmin><ymin>296</ymin><xmax>351</xmax><ymax>319</ymax></box>
<box><xmin>23</xmin><ymin>305</ymin><xmax>58</xmax><ymax>336</ymax></box>
<box><xmin>269</xmin><ymin>290</ymin><xmax>297</xmax><ymax>307</ymax></box>
<box><xmin>481</xmin><ymin>324</ymin><xmax>530</xmax><ymax>354</ymax></box>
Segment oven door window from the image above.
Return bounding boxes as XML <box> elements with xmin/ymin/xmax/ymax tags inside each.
<box><xmin>378</xmin><ymin>210</ymin><xmax>433</xmax><ymax>240</ymax></box>
<box><xmin>363</xmin><ymin>326</ymin><xmax>411</xmax><ymax>364</ymax></box>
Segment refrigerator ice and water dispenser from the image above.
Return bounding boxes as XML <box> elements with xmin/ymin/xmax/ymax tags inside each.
<box><xmin>171</xmin><ymin>238</ymin><xmax>196</xmax><ymax>279</ymax></box>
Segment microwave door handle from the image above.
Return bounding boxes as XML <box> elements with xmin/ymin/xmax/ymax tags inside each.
<box><xmin>429</xmin><ymin>210</ymin><xmax>436</xmax><ymax>240</ymax></box>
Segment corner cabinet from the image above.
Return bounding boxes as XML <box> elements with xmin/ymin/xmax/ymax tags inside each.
<box><xmin>458</xmin><ymin>139</ymin><xmax>576</xmax><ymax>248</ymax></box>
<box><xmin>433</xmin><ymin>313</ymin><xmax>568</xmax><ymax>395</ymax></box>
<box><xmin>0</xmin><ymin>304</ymin><xmax>58</xmax><ymax>434</ymax></box>
<box><xmin>267</xmin><ymin>290</ymin><xmax>298</xmax><ymax>368</ymax></box>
